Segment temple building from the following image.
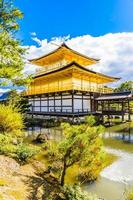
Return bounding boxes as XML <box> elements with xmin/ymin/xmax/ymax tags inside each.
<box><xmin>25</xmin><ymin>43</ymin><xmax>120</xmax><ymax>119</ymax></box>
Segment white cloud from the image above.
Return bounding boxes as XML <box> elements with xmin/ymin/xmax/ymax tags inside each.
<box><xmin>25</xmin><ymin>32</ymin><xmax>133</xmax><ymax>87</ymax></box>
<box><xmin>30</xmin><ymin>32</ymin><xmax>37</xmax><ymax>36</ymax></box>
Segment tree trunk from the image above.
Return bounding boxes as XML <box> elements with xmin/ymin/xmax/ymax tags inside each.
<box><xmin>60</xmin><ymin>160</ymin><xmax>67</xmax><ymax>186</ymax></box>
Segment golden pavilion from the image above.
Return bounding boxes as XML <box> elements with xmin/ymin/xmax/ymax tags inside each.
<box><xmin>26</xmin><ymin>43</ymin><xmax>120</xmax><ymax>118</ymax></box>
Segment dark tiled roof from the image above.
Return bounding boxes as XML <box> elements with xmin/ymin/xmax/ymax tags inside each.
<box><xmin>96</xmin><ymin>91</ymin><xmax>132</xmax><ymax>100</ymax></box>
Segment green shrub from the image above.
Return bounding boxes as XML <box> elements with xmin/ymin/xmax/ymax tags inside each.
<box><xmin>77</xmin><ymin>151</ymin><xmax>105</xmax><ymax>183</ymax></box>
<box><xmin>16</xmin><ymin>144</ymin><xmax>39</xmax><ymax>164</ymax></box>
<box><xmin>0</xmin><ymin>134</ymin><xmax>39</xmax><ymax>164</ymax></box>
<box><xmin>0</xmin><ymin>134</ymin><xmax>12</xmax><ymax>146</ymax></box>
<box><xmin>63</xmin><ymin>185</ymin><xmax>98</xmax><ymax>200</ymax></box>
<box><xmin>85</xmin><ymin>115</ymin><xmax>96</xmax><ymax>126</ymax></box>
<box><xmin>47</xmin><ymin>184</ymin><xmax>98</xmax><ymax>200</ymax></box>
<box><xmin>0</xmin><ymin>144</ymin><xmax>17</xmax><ymax>156</ymax></box>
<box><xmin>0</xmin><ymin>104</ymin><xmax>24</xmax><ymax>136</ymax></box>
<box><xmin>0</xmin><ymin>134</ymin><xmax>17</xmax><ymax>157</ymax></box>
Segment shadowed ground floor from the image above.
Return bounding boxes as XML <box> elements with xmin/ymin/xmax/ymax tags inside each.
<box><xmin>26</xmin><ymin>91</ymin><xmax>133</xmax><ymax>122</ymax></box>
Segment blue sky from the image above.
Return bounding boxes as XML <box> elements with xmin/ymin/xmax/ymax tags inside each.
<box><xmin>16</xmin><ymin>0</ymin><xmax>133</xmax><ymax>45</ymax></box>
<box><xmin>1</xmin><ymin>0</ymin><xmax>133</xmax><ymax>93</ymax></box>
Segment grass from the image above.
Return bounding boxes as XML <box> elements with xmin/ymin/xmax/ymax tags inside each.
<box><xmin>103</xmin><ymin>153</ymin><xmax>118</xmax><ymax>168</ymax></box>
<box><xmin>103</xmin><ymin>138</ymin><xmax>133</xmax><ymax>153</ymax></box>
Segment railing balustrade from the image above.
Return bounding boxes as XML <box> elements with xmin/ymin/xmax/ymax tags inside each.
<box><xmin>25</xmin><ymin>83</ymin><xmax>113</xmax><ymax>96</ymax></box>
<box><xmin>28</xmin><ymin>108</ymin><xmax>91</xmax><ymax>114</ymax></box>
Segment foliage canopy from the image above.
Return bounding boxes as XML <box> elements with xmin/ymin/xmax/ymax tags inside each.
<box><xmin>0</xmin><ymin>0</ymin><xmax>32</xmax><ymax>86</ymax></box>
<box><xmin>0</xmin><ymin>104</ymin><xmax>24</xmax><ymax>136</ymax></box>
<box><xmin>115</xmin><ymin>81</ymin><xmax>133</xmax><ymax>92</ymax></box>
<box><xmin>45</xmin><ymin>116</ymin><xmax>105</xmax><ymax>186</ymax></box>
<box><xmin>0</xmin><ymin>0</ymin><xmax>23</xmax><ymax>32</ymax></box>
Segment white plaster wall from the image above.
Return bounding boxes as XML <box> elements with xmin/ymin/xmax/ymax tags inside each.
<box><xmin>41</xmin><ymin>107</ymin><xmax>47</xmax><ymax>112</ymax></box>
<box><xmin>83</xmin><ymin>99</ymin><xmax>91</xmax><ymax>111</ymax></box>
<box><xmin>41</xmin><ymin>101</ymin><xmax>47</xmax><ymax>106</ymax></box>
<box><xmin>49</xmin><ymin>100</ymin><xmax>54</xmax><ymax>106</ymax></box>
<box><xmin>62</xmin><ymin>99</ymin><xmax>72</xmax><ymax>106</ymax></box>
<box><xmin>34</xmin><ymin>107</ymin><xmax>40</xmax><ymax>112</ymax></box>
<box><xmin>62</xmin><ymin>107</ymin><xmax>72</xmax><ymax>112</ymax></box>
<box><xmin>74</xmin><ymin>99</ymin><xmax>82</xmax><ymax>111</ymax></box>
<box><xmin>34</xmin><ymin>101</ymin><xmax>40</xmax><ymax>106</ymax></box>
<box><xmin>55</xmin><ymin>100</ymin><xmax>61</xmax><ymax>106</ymax></box>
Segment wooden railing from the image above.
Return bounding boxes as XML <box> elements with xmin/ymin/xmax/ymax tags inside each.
<box><xmin>25</xmin><ymin>84</ymin><xmax>113</xmax><ymax>96</ymax></box>
<box><xmin>27</xmin><ymin>109</ymin><xmax>92</xmax><ymax>116</ymax></box>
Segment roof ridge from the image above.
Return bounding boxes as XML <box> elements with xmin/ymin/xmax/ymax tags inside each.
<box><xmin>29</xmin><ymin>43</ymin><xmax>99</xmax><ymax>63</ymax></box>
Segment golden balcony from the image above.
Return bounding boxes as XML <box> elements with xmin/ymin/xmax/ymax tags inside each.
<box><xmin>25</xmin><ymin>83</ymin><xmax>113</xmax><ymax>96</ymax></box>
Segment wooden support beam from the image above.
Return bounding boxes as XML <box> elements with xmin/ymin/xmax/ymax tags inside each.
<box><xmin>61</xmin><ymin>93</ymin><xmax>63</xmax><ymax>113</ymax></box>
<box><xmin>54</xmin><ymin>93</ymin><xmax>55</xmax><ymax>112</ymax></box>
<box><xmin>122</xmin><ymin>101</ymin><xmax>124</xmax><ymax>122</ymax></box>
<box><xmin>40</xmin><ymin>95</ymin><xmax>42</xmax><ymax>112</ymax></box>
<box><xmin>72</xmin><ymin>91</ymin><xmax>74</xmax><ymax>114</ymax></box>
<box><xmin>47</xmin><ymin>94</ymin><xmax>49</xmax><ymax>112</ymax></box>
<box><xmin>101</xmin><ymin>101</ymin><xmax>104</xmax><ymax>122</ymax></box>
<box><xmin>82</xmin><ymin>93</ymin><xmax>84</xmax><ymax>112</ymax></box>
<box><xmin>128</xmin><ymin>99</ymin><xmax>131</xmax><ymax>121</ymax></box>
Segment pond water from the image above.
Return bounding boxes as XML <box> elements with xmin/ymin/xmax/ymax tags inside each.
<box><xmin>26</xmin><ymin>123</ymin><xmax>133</xmax><ymax>200</ymax></box>
<box><xmin>84</xmin><ymin>177</ymin><xmax>130</xmax><ymax>200</ymax></box>
<box><xmin>103</xmin><ymin>123</ymin><xmax>133</xmax><ymax>143</ymax></box>
<box><xmin>84</xmin><ymin>148</ymin><xmax>133</xmax><ymax>200</ymax></box>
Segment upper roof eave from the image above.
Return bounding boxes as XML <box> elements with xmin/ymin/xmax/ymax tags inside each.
<box><xmin>34</xmin><ymin>61</ymin><xmax>120</xmax><ymax>82</ymax></box>
<box><xmin>29</xmin><ymin>42</ymin><xmax>100</xmax><ymax>63</ymax></box>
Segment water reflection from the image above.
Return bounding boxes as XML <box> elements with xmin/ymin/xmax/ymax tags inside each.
<box><xmin>26</xmin><ymin>123</ymin><xmax>133</xmax><ymax>143</ymax></box>
<box><xmin>104</xmin><ymin>124</ymin><xmax>133</xmax><ymax>143</ymax></box>
<box><xmin>26</xmin><ymin>126</ymin><xmax>63</xmax><ymax>141</ymax></box>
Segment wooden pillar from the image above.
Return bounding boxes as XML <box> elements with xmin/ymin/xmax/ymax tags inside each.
<box><xmin>40</xmin><ymin>95</ymin><xmax>42</xmax><ymax>112</ymax></box>
<box><xmin>101</xmin><ymin>101</ymin><xmax>104</xmax><ymax>122</ymax></box>
<box><xmin>32</xmin><ymin>103</ymin><xmax>34</xmax><ymax>119</ymax></box>
<box><xmin>93</xmin><ymin>98</ymin><xmax>97</xmax><ymax>112</ymax></box>
<box><xmin>47</xmin><ymin>94</ymin><xmax>49</xmax><ymax>113</ymax></box>
<box><xmin>108</xmin><ymin>100</ymin><xmax>110</xmax><ymax>111</ymax></box>
<box><xmin>108</xmin><ymin>100</ymin><xmax>110</xmax><ymax>124</ymax></box>
<box><xmin>54</xmin><ymin>93</ymin><xmax>55</xmax><ymax>112</ymax></box>
<box><xmin>122</xmin><ymin>101</ymin><xmax>124</xmax><ymax>122</ymax></box>
<box><xmin>61</xmin><ymin>93</ymin><xmax>63</xmax><ymax>113</ymax></box>
<box><xmin>32</xmin><ymin>96</ymin><xmax>35</xmax><ymax>118</ymax></box>
<box><xmin>90</xmin><ymin>96</ymin><xmax>93</xmax><ymax>112</ymax></box>
<box><xmin>82</xmin><ymin>93</ymin><xmax>84</xmax><ymax>112</ymax></box>
<box><xmin>72</xmin><ymin>91</ymin><xmax>74</xmax><ymax>114</ymax></box>
<box><xmin>71</xmin><ymin>91</ymin><xmax>75</xmax><ymax>124</ymax></box>
<box><xmin>128</xmin><ymin>99</ymin><xmax>131</xmax><ymax>121</ymax></box>
<box><xmin>33</xmin><ymin>96</ymin><xmax>35</xmax><ymax>112</ymax></box>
